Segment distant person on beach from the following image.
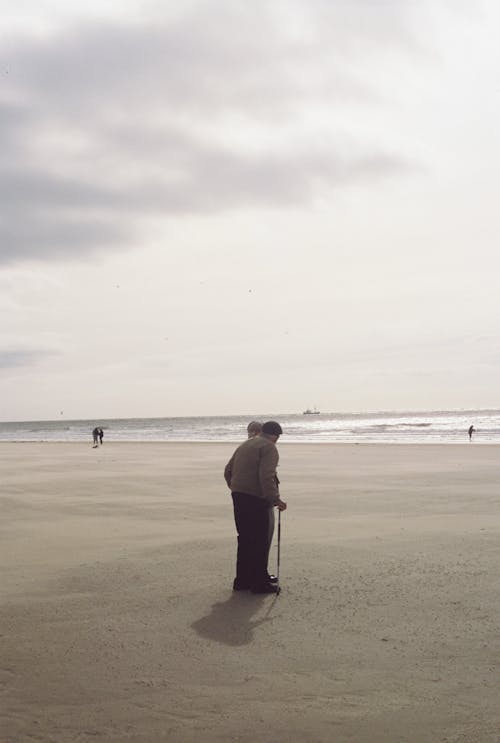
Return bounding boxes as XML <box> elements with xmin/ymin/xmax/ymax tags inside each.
<box><xmin>224</xmin><ymin>420</ymin><xmax>287</xmax><ymax>594</ymax></box>
<box><xmin>468</xmin><ymin>425</ymin><xmax>475</xmax><ymax>442</ymax></box>
<box><xmin>247</xmin><ymin>421</ymin><xmax>262</xmax><ymax>438</ymax></box>
<box><xmin>92</xmin><ymin>427</ymin><xmax>103</xmax><ymax>448</ymax></box>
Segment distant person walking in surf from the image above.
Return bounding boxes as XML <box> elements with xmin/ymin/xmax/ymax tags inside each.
<box><xmin>92</xmin><ymin>427</ymin><xmax>103</xmax><ymax>448</ymax></box>
<box><xmin>468</xmin><ymin>425</ymin><xmax>475</xmax><ymax>442</ymax></box>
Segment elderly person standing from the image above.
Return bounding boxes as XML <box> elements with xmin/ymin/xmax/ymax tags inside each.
<box><xmin>224</xmin><ymin>421</ymin><xmax>287</xmax><ymax>594</ymax></box>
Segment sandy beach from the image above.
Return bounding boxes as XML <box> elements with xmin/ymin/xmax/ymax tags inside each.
<box><xmin>1</xmin><ymin>442</ymin><xmax>499</xmax><ymax>743</ymax></box>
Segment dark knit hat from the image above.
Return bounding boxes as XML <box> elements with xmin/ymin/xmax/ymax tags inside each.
<box><xmin>262</xmin><ymin>420</ymin><xmax>283</xmax><ymax>436</ymax></box>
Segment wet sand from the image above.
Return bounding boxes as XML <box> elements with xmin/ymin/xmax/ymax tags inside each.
<box><xmin>1</xmin><ymin>442</ymin><xmax>499</xmax><ymax>742</ymax></box>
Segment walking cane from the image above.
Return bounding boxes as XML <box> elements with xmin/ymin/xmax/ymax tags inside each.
<box><xmin>276</xmin><ymin>509</ymin><xmax>282</xmax><ymax>595</ymax></box>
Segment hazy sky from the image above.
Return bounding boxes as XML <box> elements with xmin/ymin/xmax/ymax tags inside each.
<box><xmin>1</xmin><ymin>0</ymin><xmax>499</xmax><ymax>420</ymax></box>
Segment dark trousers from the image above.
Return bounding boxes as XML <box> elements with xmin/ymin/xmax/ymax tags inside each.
<box><xmin>267</xmin><ymin>507</ymin><xmax>275</xmax><ymax>569</ymax></box>
<box><xmin>232</xmin><ymin>492</ymin><xmax>272</xmax><ymax>589</ymax></box>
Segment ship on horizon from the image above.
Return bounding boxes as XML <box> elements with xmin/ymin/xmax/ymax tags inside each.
<box><xmin>303</xmin><ymin>407</ymin><xmax>320</xmax><ymax>415</ymax></box>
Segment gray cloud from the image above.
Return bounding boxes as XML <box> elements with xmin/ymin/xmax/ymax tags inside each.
<box><xmin>0</xmin><ymin>212</ymin><xmax>130</xmax><ymax>264</ymax></box>
<box><xmin>5</xmin><ymin>1</ymin><xmax>429</xmax><ymax>116</ymax></box>
<box><xmin>0</xmin><ymin>348</ymin><xmax>58</xmax><ymax>370</ymax></box>
<box><xmin>1</xmin><ymin>1</ymin><xmax>431</xmax><ymax>265</ymax></box>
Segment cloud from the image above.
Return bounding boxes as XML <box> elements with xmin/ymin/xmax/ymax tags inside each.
<box><xmin>0</xmin><ymin>348</ymin><xmax>58</xmax><ymax>370</ymax></box>
<box><xmin>1</xmin><ymin>1</ymin><xmax>431</xmax><ymax>266</ymax></box>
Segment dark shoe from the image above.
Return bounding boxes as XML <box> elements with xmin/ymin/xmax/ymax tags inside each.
<box><xmin>251</xmin><ymin>583</ymin><xmax>279</xmax><ymax>594</ymax></box>
<box><xmin>233</xmin><ymin>579</ymin><xmax>250</xmax><ymax>591</ymax></box>
<box><xmin>268</xmin><ymin>574</ymin><xmax>278</xmax><ymax>583</ymax></box>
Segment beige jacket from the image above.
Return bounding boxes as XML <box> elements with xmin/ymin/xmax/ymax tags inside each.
<box><xmin>224</xmin><ymin>435</ymin><xmax>280</xmax><ymax>506</ymax></box>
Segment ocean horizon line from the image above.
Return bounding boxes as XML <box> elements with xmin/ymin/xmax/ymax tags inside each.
<box><xmin>2</xmin><ymin>405</ymin><xmax>499</xmax><ymax>426</ymax></box>
<box><xmin>1</xmin><ymin>409</ymin><xmax>499</xmax><ymax>444</ymax></box>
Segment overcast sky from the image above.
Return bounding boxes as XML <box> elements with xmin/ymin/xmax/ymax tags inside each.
<box><xmin>1</xmin><ymin>0</ymin><xmax>499</xmax><ymax>421</ymax></box>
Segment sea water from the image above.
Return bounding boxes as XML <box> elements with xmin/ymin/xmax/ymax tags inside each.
<box><xmin>0</xmin><ymin>410</ymin><xmax>499</xmax><ymax>443</ymax></box>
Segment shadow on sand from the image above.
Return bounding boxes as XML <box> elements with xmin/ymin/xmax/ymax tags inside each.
<box><xmin>191</xmin><ymin>592</ymin><xmax>279</xmax><ymax>646</ymax></box>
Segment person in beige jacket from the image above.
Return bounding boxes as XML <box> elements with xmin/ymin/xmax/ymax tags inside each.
<box><xmin>224</xmin><ymin>421</ymin><xmax>287</xmax><ymax>594</ymax></box>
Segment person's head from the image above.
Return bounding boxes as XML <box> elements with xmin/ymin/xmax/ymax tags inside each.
<box><xmin>261</xmin><ymin>420</ymin><xmax>283</xmax><ymax>442</ymax></box>
<box><xmin>247</xmin><ymin>420</ymin><xmax>263</xmax><ymax>438</ymax></box>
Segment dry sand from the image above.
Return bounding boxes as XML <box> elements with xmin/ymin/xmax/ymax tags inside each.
<box><xmin>1</xmin><ymin>442</ymin><xmax>499</xmax><ymax>743</ymax></box>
